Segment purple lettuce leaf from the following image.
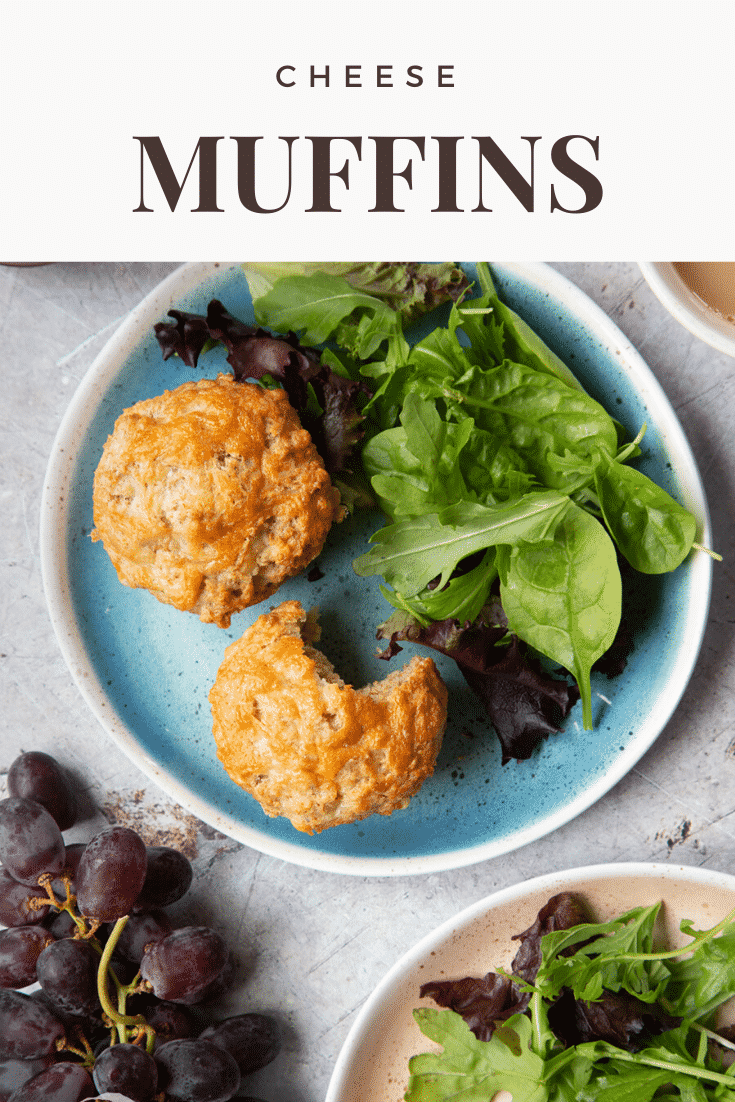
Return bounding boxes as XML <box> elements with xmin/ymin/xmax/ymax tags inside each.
<box><xmin>510</xmin><ymin>892</ymin><xmax>591</xmax><ymax>985</ymax></box>
<box><xmin>548</xmin><ymin>987</ymin><xmax>682</xmax><ymax>1051</ymax></box>
<box><xmin>154</xmin><ymin>309</ymin><xmax>213</xmax><ymax>368</ymax></box>
<box><xmin>419</xmin><ymin>893</ymin><xmax>590</xmax><ymax>1042</ymax></box>
<box><xmin>377</xmin><ymin>599</ymin><xmax>579</xmax><ymax>764</ymax></box>
<box><xmin>153</xmin><ymin>299</ymin><xmax>370</xmax><ymax>475</ymax></box>
<box><xmin>418</xmin><ymin>972</ymin><xmax>529</xmax><ymax>1044</ymax></box>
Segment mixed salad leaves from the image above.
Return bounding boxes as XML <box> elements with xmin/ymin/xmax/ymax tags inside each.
<box><xmin>407</xmin><ymin>891</ymin><xmax>735</xmax><ymax>1101</ymax></box>
<box><xmin>154</xmin><ymin>261</ymin><xmax>714</xmax><ymax>759</ymax></box>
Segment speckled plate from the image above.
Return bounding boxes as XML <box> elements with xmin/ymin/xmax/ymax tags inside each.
<box><xmin>325</xmin><ymin>862</ymin><xmax>735</xmax><ymax>1101</ymax></box>
<box><xmin>40</xmin><ymin>263</ymin><xmax>712</xmax><ymax>875</ymax></box>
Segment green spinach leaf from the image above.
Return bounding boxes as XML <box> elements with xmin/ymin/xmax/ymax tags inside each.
<box><xmin>362</xmin><ymin>394</ymin><xmax>474</xmax><ymax>519</ymax></box>
<box><xmin>413</xmin><ymin>355</ymin><xmax>619</xmax><ymax>492</ymax></box>
<box><xmin>499</xmin><ymin>502</ymin><xmax>622</xmax><ymax>729</ymax></box>
<box><xmin>594</xmin><ymin>453</ymin><xmax>697</xmax><ymax>573</ymax></box>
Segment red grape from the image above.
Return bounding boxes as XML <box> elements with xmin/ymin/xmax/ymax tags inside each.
<box><xmin>115</xmin><ymin>909</ymin><xmax>172</xmax><ymax>964</ymax></box>
<box><xmin>133</xmin><ymin>846</ymin><xmax>193</xmax><ymax>912</ymax></box>
<box><xmin>0</xmin><ymin>1060</ymin><xmax>52</xmax><ymax>1102</ymax></box>
<box><xmin>43</xmin><ymin>910</ymin><xmax>77</xmax><ymax>940</ymax></box>
<box><xmin>35</xmin><ymin>937</ymin><xmax>100</xmax><ymax>1019</ymax></box>
<box><xmin>76</xmin><ymin>826</ymin><xmax>147</xmax><ymax>922</ymax></box>
<box><xmin>7</xmin><ymin>753</ymin><xmax>77</xmax><ymax>832</ymax></box>
<box><xmin>49</xmin><ymin>842</ymin><xmax>86</xmax><ymax>899</ymax></box>
<box><xmin>0</xmin><ymin>759</ymin><xmax>286</xmax><ymax>1101</ymax></box>
<box><xmin>92</xmin><ymin>1043</ymin><xmax>158</xmax><ymax>1102</ymax></box>
<box><xmin>0</xmin><ymin>870</ymin><xmax>49</xmax><ymax>928</ymax></box>
<box><xmin>189</xmin><ymin>951</ymin><xmax>235</xmax><ymax>1005</ymax></box>
<box><xmin>5</xmin><ymin>1062</ymin><xmax>94</xmax><ymax>1102</ymax></box>
<box><xmin>142</xmin><ymin>999</ymin><xmax>197</xmax><ymax>1047</ymax></box>
<box><xmin>154</xmin><ymin>1039</ymin><xmax>240</xmax><ymax>1102</ymax></box>
<box><xmin>140</xmin><ymin>927</ymin><xmax>229</xmax><ymax>1004</ymax></box>
<box><xmin>199</xmin><ymin>1013</ymin><xmax>281</xmax><ymax>1075</ymax></box>
<box><xmin>0</xmin><ymin>990</ymin><xmax>64</xmax><ymax>1059</ymax></box>
<box><xmin>0</xmin><ymin>799</ymin><xmax>65</xmax><ymax>887</ymax></box>
<box><xmin>0</xmin><ymin>927</ymin><xmax>53</xmax><ymax>989</ymax></box>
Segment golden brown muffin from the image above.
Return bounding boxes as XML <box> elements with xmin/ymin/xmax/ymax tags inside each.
<box><xmin>209</xmin><ymin>600</ymin><xmax>448</xmax><ymax>833</ymax></box>
<box><xmin>92</xmin><ymin>375</ymin><xmax>342</xmax><ymax>627</ymax></box>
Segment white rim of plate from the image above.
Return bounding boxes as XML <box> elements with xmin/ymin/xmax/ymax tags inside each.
<box><xmin>40</xmin><ymin>262</ymin><xmax>713</xmax><ymax>876</ymax></box>
<box><xmin>325</xmin><ymin>860</ymin><xmax>735</xmax><ymax>1100</ymax></box>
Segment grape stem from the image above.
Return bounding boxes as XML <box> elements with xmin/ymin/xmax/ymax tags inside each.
<box><xmin>55</xmin><ymin>1034</ymin><xmax>95</xmax><ymax>1066</ymax></box>
<box><xmin>34</xmin><ymin>872</ymin><xmax>88</xmax><ymax>935</ymax></box>
<box><xmin>97</xmin><ymin>915</ymin><xmax>155</xmax><ymax>1051</ymax></box>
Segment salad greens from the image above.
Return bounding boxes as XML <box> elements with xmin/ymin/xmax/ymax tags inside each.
<box><xmin>154</xmin><ymin>261</ymin><xmax>713</xmax><ymax>752</ymax></box>
<box><xmin>242</xmin><ymin>261</ymin><xmax>470</xmax><ymax>328</ymax></box>
<box><xmin>249</xmin><ymin>261</ymin><xmax>707</xmax><ymax>733</ymax></box>
<box><xmin>406</xmin><ymin>893</ymin><xmax>735</xmax><ymax>1101</ymax></box>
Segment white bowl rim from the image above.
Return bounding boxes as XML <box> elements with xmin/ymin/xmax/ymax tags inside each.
<box><xmin>40</xmin><ymin>261</ymin><xmax>713</xmax><ymax>876</ymax></box>
<box><xmin>638</xmin><ymin>261</ymin><xmax>735</xmax><ymax>359</ymax></box>
<box><xmin>325</xmin><ymin>860</ymin><xmax>735</xmax><ymax>1100</ymax></box>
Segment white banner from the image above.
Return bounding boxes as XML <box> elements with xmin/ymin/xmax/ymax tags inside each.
<box><xmin>2</xmin><ymin>0</ymin><xmax>733</xmax><ymax>260</ymax></box>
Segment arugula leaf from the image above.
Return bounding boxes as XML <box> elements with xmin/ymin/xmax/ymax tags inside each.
<box><xmin>353</xmin><ymin>491</ymin><xmax>570</xmax><ymax>599</ymax></box>
<box><xmin>570</xmin><ymin>1054</ymin><xmax>707</xmax><ymax>1102</ymax></box>
<box><xmin>396</xmin><ymin>551</ymin><xmax>498</xmax><ymax>627</ymax></box>
<box><xmin>593</xmin><ymin>451</ymin><xmax>698</xmax><ymax>573</ymax></box>
<box><xmin>537</xmin><ymin>904</ymin><xmax>672</xmax><ymax>1007</ymax></box>
<box><xmin>574</xmin><ymin>1037</ymin><xmax>735</xmax><ymax>1099</ymax></box>
<box><xmin>474</xmin><ymin>263</ymin><xmax>586</xmax><ymax>393</ymax></box>
<box><xmin>666</xmin><ymin>926</ymin><xmax>735</xmax><ymax>1021</ymax></box>
<box><xmin>544</xmin><ymin>1051</ymin><xmax>597</xmax><ymax>1102</ymax></box>
<box><xmin>406</xmin><ymin>1009</ymin><xmax>549</xmax><ymax>1102</ymax></box>
<box><xmin>499</xmin><ymin>503</ymin><xmax>622</xmax><ymax>729</ymax></box>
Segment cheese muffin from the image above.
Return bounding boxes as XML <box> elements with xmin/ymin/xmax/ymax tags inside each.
<box><xmin>92</xmin><ymin>375</ymin><xmax>341</xmax><ymax>627</ymax></box>
<box><xmin>209</xmin><ymin>600</ymin><xmax>448</xmax><ymax>833</ymax></box>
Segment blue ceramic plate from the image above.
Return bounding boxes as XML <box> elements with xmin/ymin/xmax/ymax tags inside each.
<box><xmin>40</xmin><ymin>263</ymin><xmax>712</xmax><ymax>875</ymax></box>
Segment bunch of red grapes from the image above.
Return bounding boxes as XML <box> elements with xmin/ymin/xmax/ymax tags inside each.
<box><xmin>0</xmin><ymin>752</ymin><xmax>280</xmax><ymax>1102</ymax></box>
